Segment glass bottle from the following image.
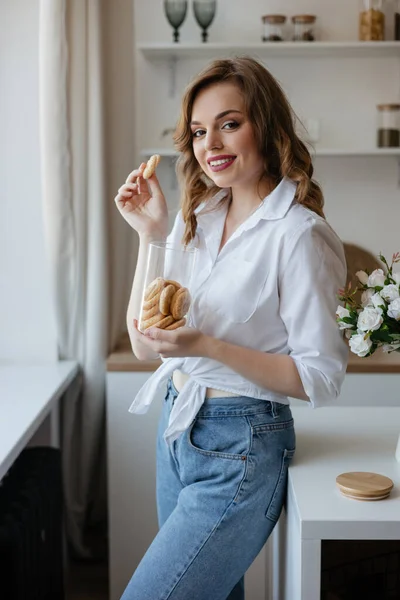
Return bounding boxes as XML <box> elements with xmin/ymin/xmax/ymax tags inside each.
<box><xmin>377</xmin><ymin>104</ymin><xmax>400</xmax><ymax>147</ymax></box>
<box><xmin>292</xmin><ymin>15</ymin><xmax>316</xmax><ymax>41</ymax></box>
<box><xmin>395</xmin><ymin>0</ymin><xmax>400</xmax><ymax>40</ymax></box>
<box><xmin>359</xmin><ymin>0</ymin><xmax>385</xmax><ymax>41</ymax></box>
<box><xmin>262</xmin><ymin>15</ymin><xmax>286</xmax><ymax>42</ymax></box>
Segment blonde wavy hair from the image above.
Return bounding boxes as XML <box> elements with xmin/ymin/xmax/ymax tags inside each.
<box><xmin>173</xmin><ymin>56</ymin><xmax>325</xmax><ymax>246</ymax></box>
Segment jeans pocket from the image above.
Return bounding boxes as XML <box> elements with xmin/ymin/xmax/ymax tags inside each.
<box><xmin>265</xmin><ymin>448</ymin><xmax>296</xmax><ymax>522</ymax></box>
<box><xmin>187</xmin><ymin>415</ymin><xmax>251</xmax><ymax>460</ymax></box>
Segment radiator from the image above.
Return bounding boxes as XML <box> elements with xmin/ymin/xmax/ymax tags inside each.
<box><xmin>0</xmin><ymin>447</ymin><xmax>64</xmax><ymax>600</ymax></box>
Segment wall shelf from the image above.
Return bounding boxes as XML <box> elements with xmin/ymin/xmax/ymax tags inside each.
<box><xmin>138</xmin><ymin>41</ymin><xmax>400</xmax><ymax>60</ymax></box>
<box><xmin>140</xmin><ymin>148</ymin><xmax>400</xmax><ymax>158</ymax></box>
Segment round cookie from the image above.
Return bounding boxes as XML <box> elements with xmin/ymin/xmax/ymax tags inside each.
<box><xmin>143</xmin><ymin>154</ymin><xmax>160</xmax><ymax>179</ymax></box>
<box><xmin>156</xmin><ymin>315</ymin><xmax>175</xmax><ymax>329</ymax></box>
<box><xmin>141</xmin><ymin>302</ymin><xmax>160</xmax><ymax>320</ymax></box>
<box><xmin>170</xmin><ymin>287</ymin><xmax>191</xmax><ymax>320</ymax></box>
<box><xmin>144</xmin><ymin>277</ymin><xmax>165</xmax><ymax>301</ymax></box>
<box><xmin>159</xmin><ymin>284</ymin><xmax>176</xmax><ymax>316</ymax></box>
<box><xmin>164</xmin><ymin>279</ymin><xmax>181</xmax><ymax>289</ymax></box>
<box><xmin>140</xmin><ymin>311</ymin><xmax>165</xmax><ymax>331</ymax></box>
<box><xmin>142</xmin><ymin>293</ymin><xmax>160</xmax><ymax>311</ymax></box>
<box><xmin>165</xmin><ymin>318</ymin><xmax>186</xmax><ymax>330</ymax></box>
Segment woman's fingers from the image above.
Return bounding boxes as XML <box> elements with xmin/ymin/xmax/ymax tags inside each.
<box><xmin>125</xmin><ymin>163</ymin><xmax>146</xmax><ymax>184</ymax></box>
<box><xmin>117</xmin><ymin>182</ymin><xmax>138</xmax><ymax>197</ymax></box>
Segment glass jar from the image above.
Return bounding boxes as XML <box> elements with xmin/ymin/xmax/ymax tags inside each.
<box><xmin>395</xmin><ymin>0</ymin><xmax>400</xmax><ymax>40</ymax></box>
<box><xmin>377</xmin><ymin>104</ymin><xmax>400</xmax><ymax>147</ymax></box>
<box><xmin>359</xmin><ymin>0</ymin><xmax>385</xmax><ymax>41</ymax></box>
<box><xmin>292</xmin><ymin>15</ymin><xmax>316</xmax><ymax>41</ymax></box>
<box><xmin>138</xmin><ymin>242</ymin><xmax>197</xmax><ymax>333</ymax></box>
<box><xmin>262</xmin><ymin>14</ymin><xmax>286</xmax><ymax>42</ymax></box>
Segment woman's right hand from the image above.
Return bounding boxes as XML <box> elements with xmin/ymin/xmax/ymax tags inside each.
<box><xmin>114</xmin><ymin>163</ymin><xmax>169</xmax><ymax>239</ymax></box>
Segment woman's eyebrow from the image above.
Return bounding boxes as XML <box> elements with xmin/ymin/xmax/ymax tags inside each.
<box><xmin>190</xmin><ymin>109</ymin><xmax>243</xmax><ymax>126</ymax></box>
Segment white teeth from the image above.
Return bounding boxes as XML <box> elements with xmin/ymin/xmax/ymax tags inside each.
<box><xmin>209</xmin><ymin>158</ymin><xmax>234</xmax><ymax>167</ymax></box>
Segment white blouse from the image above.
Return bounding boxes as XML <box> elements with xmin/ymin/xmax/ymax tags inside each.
<box><xmin>129</xmin><ymin>177</ymin><xmax>349</xmax><ymax>446</ymax></box>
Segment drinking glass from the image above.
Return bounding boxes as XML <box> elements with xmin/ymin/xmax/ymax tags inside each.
<box><xmin>193</xmin><ymin>0</ymin><xmax>217</xmax><ymax>42</ymax></box>
<box><xmin>164</xmin><ymin>0</ymin><xmax>188</xmax><ymax>43</ymax></box>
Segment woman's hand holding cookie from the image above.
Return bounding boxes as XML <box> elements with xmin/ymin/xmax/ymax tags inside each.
<box><xmin>114</xmin><ymin>157</ymin><xmax>168</xmax><ymax>239</ymax></box>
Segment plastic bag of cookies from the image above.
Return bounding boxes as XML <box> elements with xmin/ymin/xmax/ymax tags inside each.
<box><xmin>139</xmin><ymin>242</ymin><xmax>197</xmax><ymax>333</ymax></box>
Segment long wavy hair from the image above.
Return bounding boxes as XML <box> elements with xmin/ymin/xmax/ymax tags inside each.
<box><xmin>173</xmin><ymin>56</ymin><xmax>325</xmax><ymax>245</ymax></box>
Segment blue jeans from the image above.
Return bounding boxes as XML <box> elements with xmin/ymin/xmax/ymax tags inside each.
<box><xmin>120</xmin><ymin>378</ymin><xmax>296</xmax><ymax>600</ymax></box>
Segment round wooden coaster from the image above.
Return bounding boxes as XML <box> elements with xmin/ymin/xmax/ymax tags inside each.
<box><xmin>339</xmin><ymin>489</ymin><xmax>390</xmax><ymax>501</ymax></box>
<box><xmin>336</xmin><ymin>471</ymin><xmax>394</xmax><ymax>500</ymax></box>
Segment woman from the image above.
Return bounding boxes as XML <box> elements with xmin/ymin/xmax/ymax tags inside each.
<box><xmin>114</xmin><ymin>57</ymin><xmax>348</xmax><ymax>600</ymax></box>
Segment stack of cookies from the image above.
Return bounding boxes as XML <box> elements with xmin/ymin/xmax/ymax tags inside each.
<box><xmin>140</xmin><ymin>277</ymin><xmax>191</xmax><ymax>332</ymax></box>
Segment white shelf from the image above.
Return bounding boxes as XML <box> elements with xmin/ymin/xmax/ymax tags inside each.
<box><xmin>140</xmin><ymin>147</ymin><xmax>400</xmax><ymax>158</ymax></box>
<box><xmin>138</xmin><ymin>41</ymin><xmax>400</xmax><ymax>60</ymax></box>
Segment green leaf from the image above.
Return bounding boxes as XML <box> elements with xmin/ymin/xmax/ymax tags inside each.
<box><xmin>370</xmin><ymin>330</ymin><xmax>392</xmax><ymax>343</ymax></box>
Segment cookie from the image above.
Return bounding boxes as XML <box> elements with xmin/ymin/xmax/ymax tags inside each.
<box><xmin>159</xmin><ymin>284</ymin><xmax>176</xmax><ymax>316</ymax></box>
<box><xmin>143</xmin><ymin>154</ymin><xmax>161</xmax><ymax>179</ymax></box>
<box><xmin>142</xmin><ymin>293</ymin><xmax>160</xmax><ymax>311</ymax></box>
<box><xmin>144</xmin><ymin>277</ymin><xmax>165</xmax><ymax>301</ymax></box>
<box><xmin>164</xmin><ymin>279</ymin><xmax>181</xmax><ymax>289</ymax></box>
<box><xmin>140</xmin><ymin>312</ymin><xmax>165</xmax><ymax>331</ymax></box>
<box><xmin>165</xmin><ymin>318</ymin><xmax>186</xmax><ymax>330</ymax></box>
<box><xmin>141</xmin><ymin>302</ymin><xmax>160</xmax><ymax>320</ymax></box>
<box><xmin>156</xmin><ymin>315</ymin><xmax>175</xmax><ymax>329</ymax></box>
<box><xmin>170</xmin><ymin>287</ymin><xmax>191</xmax><ymax>320</ymax></box>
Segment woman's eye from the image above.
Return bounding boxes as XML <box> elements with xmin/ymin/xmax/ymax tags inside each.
<box><xmin>192</xmin><ymin>129</ymin><xmax>206</xmax><ymax>138</ymax></box>
<box><xmin>222</xmin><ymin>121</ymin><xmax>239</xmax><ymax>130</ymax></box>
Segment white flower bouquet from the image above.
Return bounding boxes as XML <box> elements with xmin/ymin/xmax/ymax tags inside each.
<box><xmin>336</xmin><ymin>252</ymin><xmax>400</xmax><ymax>357</ymax></box>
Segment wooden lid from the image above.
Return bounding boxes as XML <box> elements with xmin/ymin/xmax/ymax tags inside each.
<box><xmin>262</xmin><ymin>14</ymin><xmax>286</xmax><ymax>24</ymax></box>
<box><xmin>336</xmin><ymin>472</ymin><xmax>394</xmax><ymax>501</ymax></box>
<box><xmin>292</xmin><ymin>14</ymin><xmax>316</xmax><ymax>24</ymax></box>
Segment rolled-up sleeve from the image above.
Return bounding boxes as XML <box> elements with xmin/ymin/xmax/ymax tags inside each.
<box><xmin>279</xmin><ymin>218</ymin><xmax>349</xmax><ymax>407</ymax></box>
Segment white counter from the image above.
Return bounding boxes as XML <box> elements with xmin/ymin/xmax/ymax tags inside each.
<box><xmin>279</xmin><ymin>406</ymin><xmax>400</xmax><ymax>600</ymax></box>
<box><xmin>0</xmin><ymin>362</ymin><xmax>79</xmax><ymax>481</ymax></box>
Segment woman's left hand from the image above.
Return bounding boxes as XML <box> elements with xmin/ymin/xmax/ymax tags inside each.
<box><xmin>133</xmin><ymin>320</ymin><xmax>211</xmax><ymax>359</ymax></box>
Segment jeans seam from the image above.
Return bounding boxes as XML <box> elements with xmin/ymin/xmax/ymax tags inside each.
<box><xmin>232</xmin><ymin>416</ymin><xmax>253</xmax><ymax>504</ymax></box>
<box><xmin>162</xmin><ymin>495</ymin><xmax>243</xmax><ymax>599</ymax></box>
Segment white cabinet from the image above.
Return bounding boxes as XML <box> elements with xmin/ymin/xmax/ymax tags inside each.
<box><xmin>106</xmin><ymin>371</ymin><xmax>164</xmax><ymax>600</ymax></box>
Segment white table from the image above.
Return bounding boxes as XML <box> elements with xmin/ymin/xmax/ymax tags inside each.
<box><xmin>278</xmin><ymin>406</ymin><xmax>400</xmax><ymax>600</ymax></box>
<box><xmin>0</xmin><ymin>362</ymin><xmax>79</xmax><ymax>481</ymax></box>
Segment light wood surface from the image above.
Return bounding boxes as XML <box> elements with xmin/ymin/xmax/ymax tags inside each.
<box><xmin>106</xmin><ymin>332</ymin><xmax>400</xmax><ymax>373</ymax></box>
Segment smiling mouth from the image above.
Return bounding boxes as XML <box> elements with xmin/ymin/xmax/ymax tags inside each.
<box><xmin>208</xmin><ymin>156</ymin><xmax>236</xmax><ymax>171</ymax></box>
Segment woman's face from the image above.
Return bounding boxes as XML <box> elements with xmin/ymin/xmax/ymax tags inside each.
<box><xmin>190</xmin><ymin>82</ymin><xmax>264</xmax><ymax>190</ymax></box>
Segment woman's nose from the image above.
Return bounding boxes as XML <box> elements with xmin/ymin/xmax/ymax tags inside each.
<box><xmin>204</xmin><ymin>131</ymin><xmax>223</xmax><ymax>151</ymax></box>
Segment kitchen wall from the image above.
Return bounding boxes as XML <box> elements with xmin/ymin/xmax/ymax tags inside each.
<box><xmin>1</xmin><ymin>0</ymin><xmax>399</xmax><ymax>363</ymax></box>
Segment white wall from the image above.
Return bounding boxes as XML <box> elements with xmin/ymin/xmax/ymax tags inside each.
<box><xmin>0</xmin><ymin>0</ymin><xmax>57</xmax><ymax>361</ymax></box>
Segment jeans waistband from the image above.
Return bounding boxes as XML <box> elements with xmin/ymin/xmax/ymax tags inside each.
<box><xmin>166</xmin><ymin>377</ymin><xmax>290</xmax><ymax>418</ymax></box>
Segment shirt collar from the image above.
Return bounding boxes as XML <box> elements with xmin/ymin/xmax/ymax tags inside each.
<box><xmin>195</xmin><ymin>177</ymin><xmax>297</xmax><ymax>232</ymax></box>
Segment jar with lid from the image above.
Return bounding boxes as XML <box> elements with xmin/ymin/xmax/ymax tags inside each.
<box><xmin>377</xmin><ymin>104</ymin><xmax>400</xmax><ymax>147</ymax></box>
<box><xmin>359</xmin><ymin>0</ymin><xmax>385</xmax><ymax>41</ymax></box>
<box><xmin>292</xmin><ymin>15</ymin><xmax>316</xmax><ymax>41</ymax></box>
<box><xmin>262</xmin><ymin>14</ymin><xmax>286</xmax><ymax>42</ymax></box>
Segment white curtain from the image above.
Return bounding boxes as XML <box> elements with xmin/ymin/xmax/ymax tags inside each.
<box><xmin>39</xmin><ymin>0</ymin><xmax>109</xmax><ymax>558</ymax></box>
